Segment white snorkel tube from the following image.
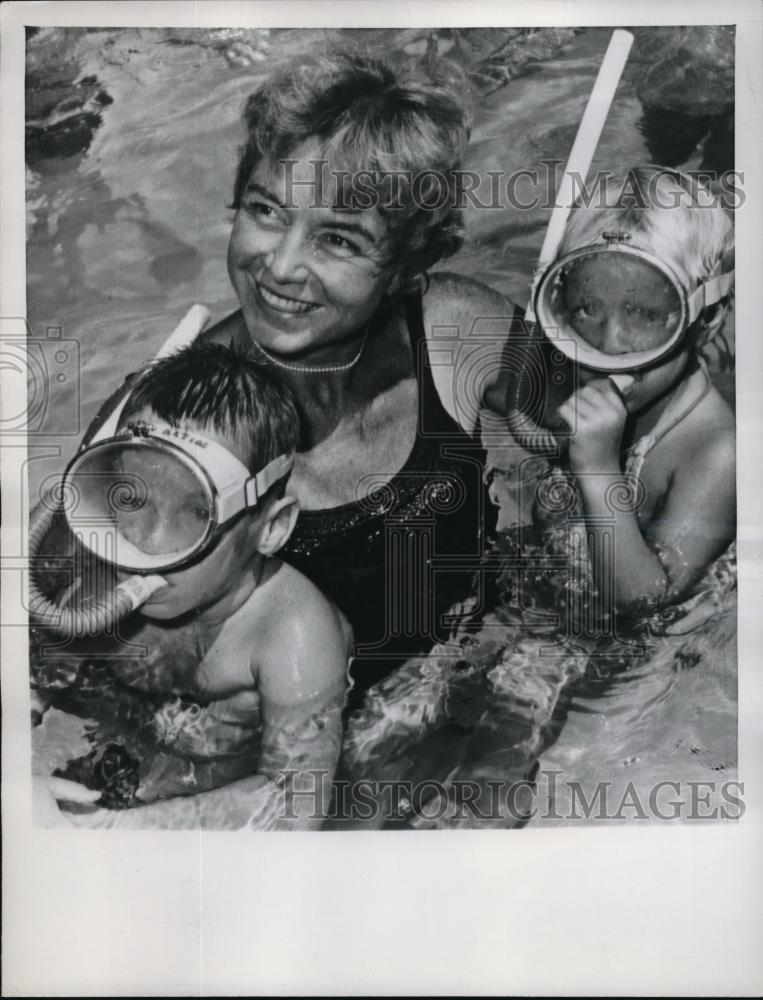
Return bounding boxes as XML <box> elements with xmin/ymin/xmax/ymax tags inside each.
<box><xmin>525</xmin><ymin>30</ymin><xmax>635</xmax><ymax>329</ymax></box>
<box><xmin>503</xmin><ymin>30</ymin><xmax>634</xmax><ymax>454</ymax></box>
<box><xmin>28</xmin><ymin>304</ymin><xmax>211</xmax><ymax>637</ymax></box>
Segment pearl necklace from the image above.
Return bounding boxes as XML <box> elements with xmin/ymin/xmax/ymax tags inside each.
<box><xmin>251</xmin><ymin>324</ymin><xmax>370</xmax><ymax>375</ymax></box>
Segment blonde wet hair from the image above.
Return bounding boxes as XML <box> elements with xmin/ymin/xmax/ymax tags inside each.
<box><xmin>232</xmin><ymin>46</ymin><xmax>472</xmax><ymax>297</ymax></box>
<box><xmin>559</xmin><ymin>166</ymin><xmax>734</xmax><ymax>296</ymax></box>
<box><xmin>556</xmin><ymin>167</ymin><xmax>734</xmax><ymax>356</ymax></box>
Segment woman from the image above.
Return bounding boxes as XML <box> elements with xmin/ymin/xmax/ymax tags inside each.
<box><xmin>31</xmin><ymin>46</ymin><xmax>522</xmax><ymax>824</ymax></box>
<box><xmin>202</xmin><ymin>48</ymin><xmax>517</xmax><ymax>698</ymax></box>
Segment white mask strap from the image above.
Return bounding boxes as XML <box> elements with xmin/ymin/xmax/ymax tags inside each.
<box><xmin>244</xmin><ymin>454</ymin><xmax>295</xmax><ymax>507</ymax></box>
<box><xmin>687</xmin><ymin>269</ymin><xmax>735</xmax><ymax>323</ymax></box>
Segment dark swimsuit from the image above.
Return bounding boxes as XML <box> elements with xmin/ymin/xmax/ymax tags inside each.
<box><xmin>280</xmin><ymin>292</ymin><xmax>496</xmax><ymax>701</ymax></box>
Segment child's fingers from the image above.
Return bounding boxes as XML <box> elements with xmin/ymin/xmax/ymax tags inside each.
<box><xmin>583</xmin><ymin>379</ymin><xmax>627</xmax><ymax>413</ymax></box>
<box><xmin>558</xmin><ymin>379</ymin><xmax>626</xmax><ymax>435</ymax></box>
<box><xmin>573</xmin><ymin>392</ymin><xmax>602</xmax><ymax>416</ymax></box>
<box><xmin>577</xmin><ymin>382</ymin><xmax>617</xmax><ymax>407</ymax></box>
<box><xmin>569</xmin><ymin>387</ymin><xmax>626</xmax><ymax>427</ymax></box>
<box><xmin>565</xmin><ymin>393</ymin><xmax>601</xmax><ymax>425</ymax></box>
<box><xmin>580</xmin><ymin>377</ymin><xmax>613</xmax><ymax>393</ymax></box>
<box><xmin>556</xmin><ymin>398</ymin><xmax>577</xmax><ymax>429</ymax></box>
<box><xmin>557</xmin><ymin>394</ymin><xmax>600</xmax><ymax>432</ymax></box>
<box><xmin>47</xmin><ymin>776</ymin><xmax>101</xmax><ymax>804</ymax></box>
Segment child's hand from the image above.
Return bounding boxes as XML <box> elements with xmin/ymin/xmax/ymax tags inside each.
<box><xmin>32</xmin><ymin>774</ymin><xmax>100</xmax><ymax>826</ymax></box>
<box><xmin>556</xmin><ymin>378</ymin><xmax>627</xmax><ymax>473</ymax></box>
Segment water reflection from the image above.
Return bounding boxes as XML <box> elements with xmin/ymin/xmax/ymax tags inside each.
<box><xmin>26</xmin><ymin>25</ymin><xmax>737</xmax><ymax>827</ymax></box>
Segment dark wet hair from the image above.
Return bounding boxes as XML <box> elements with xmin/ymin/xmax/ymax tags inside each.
<box><xmin>231</xmin><ymin>47</ymin><xmax>472</xmax><ymax>295</ymax></box>
<box><xmin>119</xmin><ymin>341</ymin><xmax>299</xmax><ymax>483</ymax></box>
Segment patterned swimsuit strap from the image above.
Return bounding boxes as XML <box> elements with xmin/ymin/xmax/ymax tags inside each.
<box><xmin>624</xmin><ymin>360</ymin><xmax>713</xmax><ymax>479</ymax></box>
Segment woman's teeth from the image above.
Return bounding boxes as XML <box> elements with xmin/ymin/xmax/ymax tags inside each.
<box><xmin>257</xmin><ymin>283</ymin><xmax>318</xmax><ymax>314</ymax></box>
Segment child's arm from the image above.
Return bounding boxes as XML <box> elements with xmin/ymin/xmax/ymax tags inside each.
<box><xmin>250</xmin><ymin>602</ymin><xmax>348</xmax><ymax>828</ymax></box>
<box><xmin>55</xmin><ymin>605</ymin><xmax>349</xmax><ymax>830</ymax></box>
<box><xmin>557</xmin><ymin>379</ymin><xmax>735</xmax><ymax>615</ymax></box>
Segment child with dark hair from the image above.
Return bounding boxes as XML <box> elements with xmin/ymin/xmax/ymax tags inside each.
<box><xmin>120</xmin><ymin>339</ymin><xmax>303</xmax><ymax>479</ymax></box>
<box><xmin>35</xmin><ymin>341</ymin><xmax>351</xmax><ymax>830</ymax></box>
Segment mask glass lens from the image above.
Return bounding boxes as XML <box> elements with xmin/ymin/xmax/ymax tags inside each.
<box><xmin>68</xmin><ymin>440</ymin><xmax>214</xmax><ymax>562</ymax></box>
<box><xmin>545</xmin><ymin>251</ymin><xmax>684</xmax><ymax>355</ymax></box>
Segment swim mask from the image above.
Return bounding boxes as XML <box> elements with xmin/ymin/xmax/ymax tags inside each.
<box><xmin>62</xmin><ymin>420</ymin><xmax>294</xmax><ymax>573</ymax></box>
<box><xmin>532</xmin><ymin>231</ymin><xmax>735</xmax><ymax>372</ymax></box>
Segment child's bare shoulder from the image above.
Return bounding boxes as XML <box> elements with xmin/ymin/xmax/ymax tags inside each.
<box><xmin>260</xmin><ymin>561</ymin><xmax>349</xmax><ymax>641</ymax></box>
<box><xmin>684</xmin><ymin>384</ymin><xmax>735</xmax><ymax>458</ymax></box>
<box><xmin>668</xmin><ymin>383</ymin><xmax>735</xmax><ymax>489</ymax></box>
<box><xmin>251</xmin><ymin>561</ymin><xmax>352</xmax><ymax>694</ymax></box>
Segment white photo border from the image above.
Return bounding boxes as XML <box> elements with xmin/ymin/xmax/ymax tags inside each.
<box><xmin>2</xmin><ymin>1</ymin><xmax>762</xmax><ymax>996</ymax></box>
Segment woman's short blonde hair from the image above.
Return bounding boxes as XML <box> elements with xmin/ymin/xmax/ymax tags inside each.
<box><xmin>231</xmin><ymin>46</ymin><xmax>472</xmax><ymax>295</ymax></box>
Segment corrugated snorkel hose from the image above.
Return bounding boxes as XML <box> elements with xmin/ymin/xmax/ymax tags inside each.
<box><xmin>504</xmin><ymin>359</ymin><xmax>561</xmax><ymax>456</ymax></box>
<box><xmin>27</xmin><ymin>305</ymin><xmax>210</xmax><ymax>638</ymax></box>
<box><xmin>28</xmin><ymin>490</ymin><xmax>166</xmax><ymax>637</ymax></box>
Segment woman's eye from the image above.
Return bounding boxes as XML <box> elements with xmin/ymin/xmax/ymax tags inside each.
<box><xmin>321</xmin><ymin>232</ymin><xmax>360</xmax><ymax>256</ymax></box>
<box><xmin>244</xmin><ymin>199</ymin><xmax>280</xmax><ymax>223</ymax></box>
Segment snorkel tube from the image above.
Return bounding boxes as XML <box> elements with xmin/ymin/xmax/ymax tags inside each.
<box><xmin>28</xmin><ymin>304</ymin><xmax>211</xmax><ymax>638</ymax></box>
<box><xmin>503</xmin><ymin>29</ymin><xmax>634</xmax><ymax>455</ymax></box>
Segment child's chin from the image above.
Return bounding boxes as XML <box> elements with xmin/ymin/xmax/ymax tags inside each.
<box><xmin>138</xmin><ymin>598</ymin><xmax>186</xmax><ymax>621</ymax></box>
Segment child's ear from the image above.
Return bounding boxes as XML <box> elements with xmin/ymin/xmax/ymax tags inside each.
<box><xmin>255</xmin><ymin>494</ymin><xmax>300</xmax><ymax>556</ymax></box>
<box><xmin>696</xmin><ymin>301</ymin><xmax>729</xmax><ymax>347</ymax></box>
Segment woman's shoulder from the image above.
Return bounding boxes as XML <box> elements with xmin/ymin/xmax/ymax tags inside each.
<box><xmin>419</xmin><ymin>272</ymin><xmax>523</xmax><ymax>433</ymax></box>
<box><xmin>422</xmin><ymin>271</ymin><xmax>521</xmax><ymax>332</ymax></box>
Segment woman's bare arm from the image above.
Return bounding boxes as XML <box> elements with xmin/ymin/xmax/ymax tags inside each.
<box><xmin>422</xmin><ymin>272</ymin><xmax>521</xmax><ymax>435</ymax></box>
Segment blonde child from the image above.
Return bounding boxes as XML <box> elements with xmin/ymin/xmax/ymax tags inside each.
<box><xmin>531</xmin><ymin>167</ymin><xmax>736</xmax><ymax>617</ymax></box>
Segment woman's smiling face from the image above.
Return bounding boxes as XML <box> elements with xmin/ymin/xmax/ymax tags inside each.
<box><xmin>228</xmin><ymin>142</ymin><xmax>397</xmax><ymax>360</ymax></box>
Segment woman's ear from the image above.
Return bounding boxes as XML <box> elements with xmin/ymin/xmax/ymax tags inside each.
<box><xmin>382</xmin><ymin>268</ymin><xmax>424</xmax><ymax>303</ymax></box>
<box><xmin>255</xmin><ymin>494</ymin><xmax>300</xmax><ymax>556</ymax></box>
<box><xmin>382</xmin><ymin>270</ymin><xmax>403</xmax><ymax>302</ymax></box>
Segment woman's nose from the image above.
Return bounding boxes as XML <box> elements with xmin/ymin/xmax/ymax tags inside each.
<box><xmin>266</xmin><ymin>228</ymin><xmax>310</xmax><ymax>284</ymax></box>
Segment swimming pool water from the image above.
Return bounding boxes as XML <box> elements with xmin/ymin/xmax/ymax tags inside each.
<box><xmin>26</xmin><ymin>25</ymin><xmax>737</xmax><ymax>825</ymax></box>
